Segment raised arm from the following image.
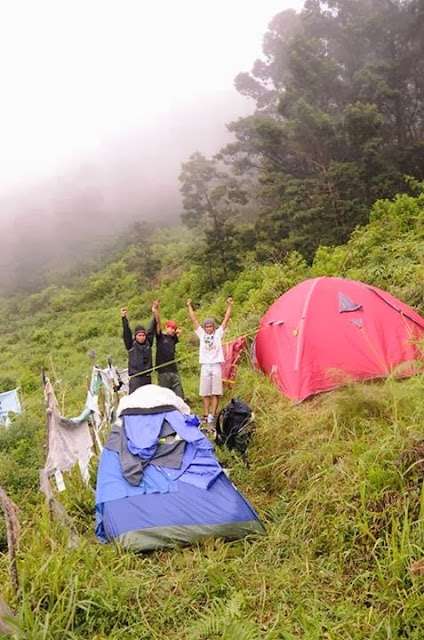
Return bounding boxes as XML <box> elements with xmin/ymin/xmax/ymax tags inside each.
<box><xmin>152</xmin><ymin>299</ymin><xmax>161</xmax><ymax>335</ymax></box>
<box><xmin>120</xmin><ymin>307</ymin><xmax>133</xmax><ymax>350</ymax></box>
<box><xmin>186</xmin><ymin>298</ymin><xmax>200</xmax><ymax>329</ymax></box>
<box><xmin>221</xmin><ymin>297</ymin><xmax>233</xmax><ymax>330</ymax></box>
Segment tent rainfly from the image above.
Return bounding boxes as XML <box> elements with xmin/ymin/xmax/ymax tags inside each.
<box><xmin>254</xmin><ymin>276</ymin><xmax>424</xmax><ymax>402</ymax></box>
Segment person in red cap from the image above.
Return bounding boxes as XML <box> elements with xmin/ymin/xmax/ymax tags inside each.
<box><xmin>151</xmin><ymin>300</ymin><xmax>184</xmax><ymax>398</ymax></box>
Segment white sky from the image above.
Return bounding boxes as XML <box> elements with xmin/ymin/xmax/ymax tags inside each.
<box><xmin>0</xmin><ymin>0</ymin><xmax>304</xmax><ymax>193</ymax></box>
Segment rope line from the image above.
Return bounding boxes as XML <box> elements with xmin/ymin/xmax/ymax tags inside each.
<box><xmin>127</xmin><ymin>323</ymin><xmax>270</xmax><ymax>379</ymax></box>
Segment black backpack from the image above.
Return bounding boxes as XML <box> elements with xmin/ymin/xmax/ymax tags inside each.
<box><xmin>215</xmin><ymin>398</ymin><xmax>254</xmax><ymax>463</ymax></box>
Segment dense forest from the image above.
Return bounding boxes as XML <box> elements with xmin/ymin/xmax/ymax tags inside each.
<box><xmin>180</xmin><ymin>0</ymin><xmax>424</xmax><ymax>286</ymax></box>
<box><xmin>1</xmin><ymin>1</ymin><xmax>424</xmax><ymax>637</ymax></box>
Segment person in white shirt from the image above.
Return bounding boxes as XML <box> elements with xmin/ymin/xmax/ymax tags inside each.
<box><xmin>186</xmin><ymin>297</ymin><xmax>233</xmax><ymax>426</ymax></box>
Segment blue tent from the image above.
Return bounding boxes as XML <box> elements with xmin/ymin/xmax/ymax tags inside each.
<box><xmin>95</xmin><ymin>387</ymin><xmax>265</xmax><ymax>551</ymax></box>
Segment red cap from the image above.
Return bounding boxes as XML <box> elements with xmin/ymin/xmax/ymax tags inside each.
<box><xmin>166</xmin><ymin>320</ymin><xmax>178</xmax><ymax>329</ymax></box>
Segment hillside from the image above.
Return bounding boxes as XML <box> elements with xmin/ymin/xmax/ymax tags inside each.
<box><xmin>0</xmin><ymin>192</ymin><xmax>423</xmax><ymax>638</ymax></box>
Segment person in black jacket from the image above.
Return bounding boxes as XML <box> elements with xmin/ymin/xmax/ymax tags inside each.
<box><xmin>151</xmin><ymin>300</ymin><xmax>184</xmax><ymax>398</ymax></box>
<box><xmin>120</xmin><ymin>307</ymin><xmax>155</xmax><ymax>394</ymax></box>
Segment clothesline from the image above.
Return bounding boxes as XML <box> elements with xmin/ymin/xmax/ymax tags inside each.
<box><xmin>128</xmin><ymin>323</ymin><xmax>266</xmax><ymax>379</ymax></box>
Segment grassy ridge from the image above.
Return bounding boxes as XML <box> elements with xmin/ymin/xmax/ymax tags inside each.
<box><xmin>1</xmin><ymin>374</ymin><xmax>423</xmax><ymax>638</ymax></box>
<box><xmin>0</xmin><ymin>193</ymin><xmax>424</xmax><ymax>638</ymax></box>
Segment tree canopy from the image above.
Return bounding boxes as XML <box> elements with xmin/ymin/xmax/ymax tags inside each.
<box><xmin>180</xmin><ymin>0</ymin><xmax>424</xmax><ymax>263</ymax></box>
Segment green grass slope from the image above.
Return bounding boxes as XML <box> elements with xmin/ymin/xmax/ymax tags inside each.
<box><xmin>0</xmin><ymin>192</ymin><xmax>423</xmax><ymax>638</ymax></box>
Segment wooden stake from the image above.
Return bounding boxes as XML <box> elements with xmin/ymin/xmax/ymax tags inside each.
<box><xmin>0</xmin><ymin>486</ymin><xmax>20</xmax><ymax>592</ymax></box>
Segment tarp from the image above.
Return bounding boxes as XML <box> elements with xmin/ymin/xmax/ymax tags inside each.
<box><xmin>95</xmin><ymin>385</ymin><xmax>265</xmax><ymax>550</ymax></box>
<box><xmin>116</xmin><ymin>384</ymin><xmax>190</xmax><ymax>416</ymax></box>
<box><xmin>255</xmin><ymin>276</ymin><xmax>424</xmax><ymax>402</ymax></box>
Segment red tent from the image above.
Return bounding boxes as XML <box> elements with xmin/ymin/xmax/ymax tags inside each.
<box><xmin>255</xmin><ymin>277</ymin><xmax>424</xmax><ymax>402</ymax></box>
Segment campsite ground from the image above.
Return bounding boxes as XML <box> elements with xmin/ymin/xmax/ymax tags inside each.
<box><xmin>1</xmin><ymin>365</ymin><xmax>424</xmax><ymax>638</ymax></box>
<box><xmin>0</xmin><ymin>192</ymin><xmax>424</xmax><ymax>638</ymax></box>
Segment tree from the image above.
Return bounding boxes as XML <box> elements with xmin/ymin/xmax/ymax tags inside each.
<box><xmin>220</xmin><ymin>0</ymin><xmax>424</xmax><ymax>260</ymax></box>
<box><xmin>179</xmin><ymin>153</ymin><xmax>248</xmax><ymax>287</ymax></box>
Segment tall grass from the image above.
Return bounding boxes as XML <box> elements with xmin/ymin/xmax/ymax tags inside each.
<box><xmin>1</xmin><ymin>368</ymin><xmax>424</xmax><ymax>638</ymax></box>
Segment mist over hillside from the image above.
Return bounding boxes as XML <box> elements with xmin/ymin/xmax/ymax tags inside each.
<box><xmin>0</xmin><ymin>91</ymin><xmax>250</xmax><ymax>293</ymax></box>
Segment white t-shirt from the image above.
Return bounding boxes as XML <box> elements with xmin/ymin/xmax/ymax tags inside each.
<box><xmin>195</xmin><ymin>325</ymin><xmax>226</xmax><ymax>364</ymax></box>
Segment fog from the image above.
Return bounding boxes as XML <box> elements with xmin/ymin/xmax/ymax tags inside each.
<box><xmin>0</xmin><ymin>0</ymin><xmax>303</xmax><ymax>293</ymax></box>
<box><xmin>0</xmin><ymin>91</ymin><xmax>251</xmax><ymax>291</ymax></box>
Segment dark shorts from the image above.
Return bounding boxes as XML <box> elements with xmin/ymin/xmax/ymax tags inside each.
<box><xmin>158</xmin><ymin>371</ymin><xmax>184</xmax><ymax>399</ymax></box>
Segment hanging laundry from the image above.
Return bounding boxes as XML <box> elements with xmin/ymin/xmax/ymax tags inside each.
<box><xmin>70</xmin><ymin>367</ymin><xmax>105</xmax><ymax>451</ymax></box>
<box><xmin>43</xmin><ymin>377</ymin><xmax>94</xmax><ymax>485</ymax></box>
<box><xmin>96</xmin><ymin>362</ymin><xmax>129</xmax><ymax>424</ymax></box>
<box><xmin>0</xmin><ymin>388</ymin><xmax>22</xmax><ymax>426</ymax></box>
<box><xmin>221</xmin><ymin>337</ymin><xmax>247</xmax><ymax>387</ymax></box>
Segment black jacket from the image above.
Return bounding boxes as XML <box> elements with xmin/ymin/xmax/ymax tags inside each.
<box><xmin>155</xmin><ymin>328</ymin><xmax>179</xmax><ymax>373</ymax></box>
<box><xmin>122</xmin><ymin>317</ymin><xmax>155</xmax><ymax>377</ymax></box>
